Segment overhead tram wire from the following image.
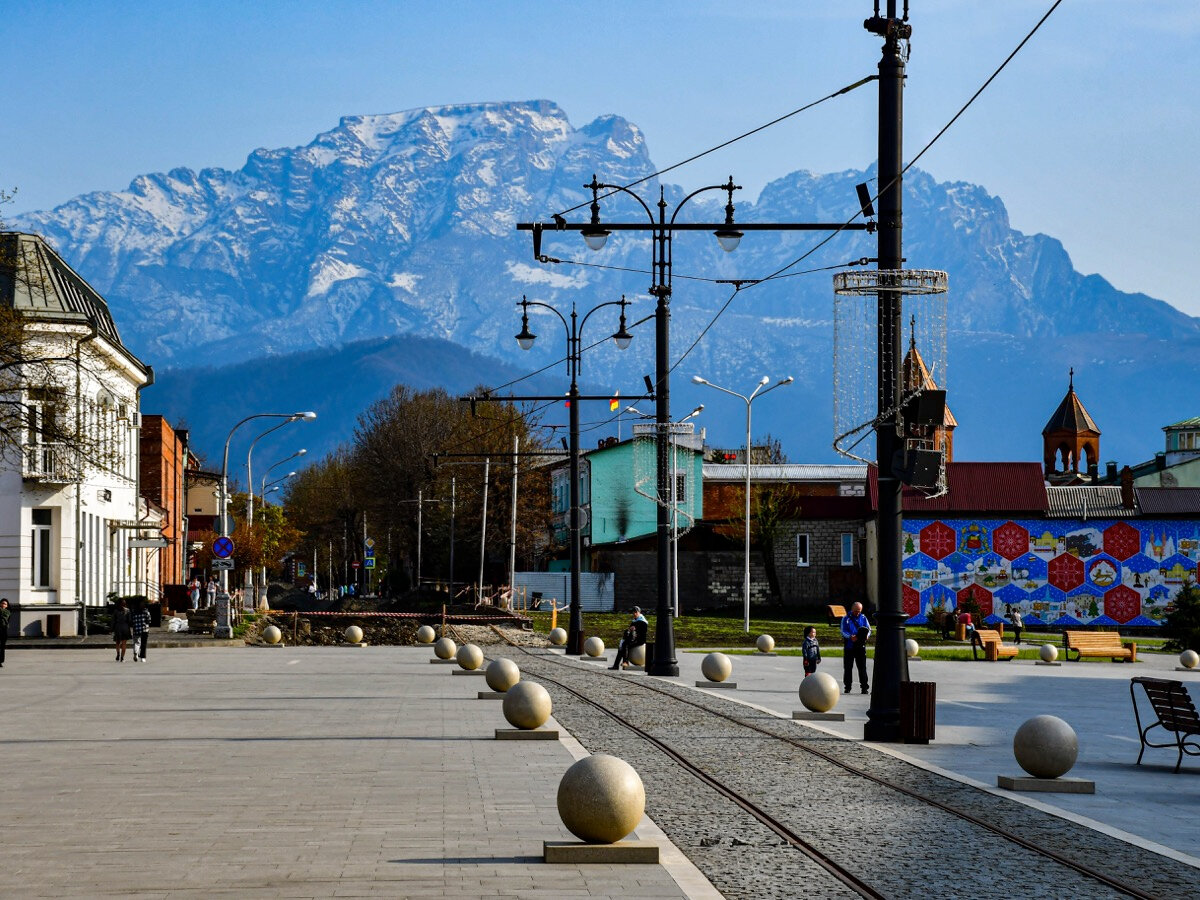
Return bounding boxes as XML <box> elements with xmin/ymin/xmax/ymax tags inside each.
<box><xmin>664</xmin><ymin>0</ymin><xmax>1065</xmax><ymax>371</ymax></box>
<box><xmin>550</xmin><ymin>75</ymin><xmax>878</xmax><ymax>219</ymax></box>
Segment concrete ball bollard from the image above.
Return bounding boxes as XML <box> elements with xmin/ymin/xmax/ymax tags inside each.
<box><xmin>263</xmin><ymin>625</ymin><xmax>282</xmax><ymax>644</ymax></box>
<box><xmin>344</xmin><ymin>625</ymin><xmax>363</xmax><ymax>644</ymax></box>
<box><xmin>1013</xmin><ymin>714</ymin><xmax>1078</xmax><ymax>779</ymax></box>
<box><xmin>548</xmin><ymin>627</ymin><xmax>567</xmax><ymax>646</ymax></box>
<box><xmin>700</xmin><ymin>652</ymin><xmax>732</xmax><ymax>683</ymax></box>
<box><xmin>1039</xmin><ymin>643</ymin><xmax>1058</xmax><ymax>663</ymax></box>
<box><xmin>756</xmin><ymin>634</ymin><xmax>775</xmax><ymax>653</ymax></box>
<box><xmin>628</xmin><ymin>644</ymin><xmax>646</xmax><ymax>667</ymax></box>
<box><xmin>798</xmin><ymin>671</ymin><xmax>840</xmax><ymax>712</ymax></box>
<box><xmin>485</xmin><ymin>658</ymin><xmax>521</xmax><ymax>692</ymax></box>
<box><xmin>502</xmin><ymin>681</ymin><xmax>552</xmax><ymax>729</ymax></box>
<box><xmin>584</xmin><ymin>636</ymin><xmax>605</xmax><ymax>657</ymax></box>
<box><xmin>434</xmin><ymin>637</ymin><xmax>457</xmax><ymax>660</ymax></box>
<box><xmin>416</xmin><ymin>625</ymin><xmax>436</xmax><ymax>644</ymax></box>
<box><xmin>905</xmin><ymin>638</ymin><xmax>920</xmax><ymax>658</ymax></box>
<box><xmin>457</xmin><ymin>643</ymin><xmax>484</xmax><ymax>670</ymax></box>
<box><xmin>1181</xmin><ymin>649</ymin><xmax>1199</xmax><ymax>670</ymax></box>
<box><xmin>557</xmin><ymin>754</ymin><xmax>646</xmax><ymax>844</ymax></box>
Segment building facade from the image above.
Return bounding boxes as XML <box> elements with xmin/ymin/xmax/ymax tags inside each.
<box><xmin>1</xmin><ymin>233</ymin><xmax>153</xmax><ymax>636</ymax></box>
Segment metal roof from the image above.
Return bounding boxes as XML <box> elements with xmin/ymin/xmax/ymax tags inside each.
<box><xmin>1135</xmin><ymin>487</ymin><xmax>1200</xmax><ymax>516</ymax></box>
<box><xmin>703</xmin><ymin>464</ymin><xmax>868</xmax><ymax>482</ymax></box>
<box><xmin>869</xmin><ymin>462</ymin><xmax>1048</xmax><ymax>513</ymax></box>
<box><xmin>1045</xmin><ymin>486</ymin><xmax>1137</xmax><ymax>519</ymax></box>
<box><xmin>1164</xmin><ymin>417</ymin><xmax>1200</xmax><ymax>430</ymax></box>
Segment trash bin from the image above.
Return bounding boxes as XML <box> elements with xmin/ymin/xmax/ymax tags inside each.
<box><xmin>644</xmin><ymin>643</ymin><xmax>655</xmax><ymax>672</ymax></box>
<box><xmin>149</xmin><ymin>602</ymin><xmax>162</xmax><ymax>628</ymax></box>
<box><xmin>47</xmin><ymin>614</ymin><xmax>61</xmax><ymax>638</ymax></box>
<box><xmin>570</xmin><ymin>629</ymin><xmax>585</xmax><ymax>656</ymax></box>
<box><xmin>900</xmin><ymin>681</ymin><xmax>936</xmax><ymax>744</ymax></box>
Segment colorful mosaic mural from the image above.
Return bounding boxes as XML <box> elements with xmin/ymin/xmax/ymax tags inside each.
<box><xmin>902</xmin><ymin>519</ymin><xmax>1200</xmax><ymax>627</ymax></box>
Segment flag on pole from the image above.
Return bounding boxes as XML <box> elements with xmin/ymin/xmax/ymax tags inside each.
<box><xmin>609</xmin><ymin>390</ymin><xmax>620</xmax><ymax>412</ymax></box>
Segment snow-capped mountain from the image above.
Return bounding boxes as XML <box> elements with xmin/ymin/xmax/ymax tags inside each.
<box><xmin>15</xmin><ymin>100</ymin><xmax>1200</xmax><ymax>464</ymax></box>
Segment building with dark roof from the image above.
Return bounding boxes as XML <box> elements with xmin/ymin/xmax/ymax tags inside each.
<box><xmin>1042</xmin><ymin>369</ymin><xmax>1101</xmax><ymax>483</ymax></box>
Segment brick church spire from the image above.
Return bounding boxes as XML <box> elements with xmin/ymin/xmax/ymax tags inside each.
<box><xmin>1042</xmin><ymin>368</ymin><xmax>1101</xmax><ymax>482</ymax></box>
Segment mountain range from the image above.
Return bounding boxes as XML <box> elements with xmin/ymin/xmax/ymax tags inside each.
<box><xmin>14</xmin><ymin>100</ymin><xmax>1199</xmax><ymax>468</ymax></box>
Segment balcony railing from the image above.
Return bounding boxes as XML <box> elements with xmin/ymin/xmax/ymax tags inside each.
<box><xmin>23</xmin><ymin>443</ymin><xmax>80</xmax><ymax>482</ymax></box>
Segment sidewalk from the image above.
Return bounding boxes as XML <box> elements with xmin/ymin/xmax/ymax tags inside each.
<box><xmin>5</xmin><ymin>625</ymin><xmax>242</xmax><ymax>650</ymax></box>
<box><xmin>0</xmin><ymin>646</ymin><xmax>709</xmax><ymax>899</ymax></box>
<box><xmin>673</xmin><ymin>646</ymin><xmax>1200</xmax><ymax>863</ymax></box>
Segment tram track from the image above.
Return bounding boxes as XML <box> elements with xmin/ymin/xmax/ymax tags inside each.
<box><xmin>486</xmin><ymin>633</ymin><xmax>1173</xmax><ymax>899</ymax></box>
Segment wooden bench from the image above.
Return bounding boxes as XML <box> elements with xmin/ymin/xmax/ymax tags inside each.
<box><xmin>1130</xmin><ymin>677</ymin><xmax>1200</xmax><ymax>772</ymax></box>
<box><xmin>1065</xmin><ymin>630</ymin><xmax>1136</xmax><ymax>662</ymax></box>
<box><xmin>827</xmin><ymin>604</ymin><xmax>847</xmax><ymax>626</ymax></box>
<box><xmin>971</xmin><ymin>628</ymin><xmax>1019</xmax><ymax>661</ymax></box>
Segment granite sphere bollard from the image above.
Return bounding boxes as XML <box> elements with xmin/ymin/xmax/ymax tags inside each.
<box><xmin>485</xmin><ymin>658</ymin><xmax>520</xmax><ymax>692</ymax></box>
<box><xmin>263</xmin><ymin>624</ymin><xmax>282</xmax><ymax>645</ymax></box>
<box><xmin>905</xmin><ymin>638</ymin><xmax>919</xmax><ymax>658</ymax></box>
<box><xmin>628</xmin><ymin>644</ymin><xmax>646</xmax><ymax>667</ymax></box>
<box><xmin>344</xmin><ymin>625</ymin><xmax>363</xmax><ymax>644</ymax></box>
<box><xmin>1039</xmin><ymin>643</ymin><xmax>1059</xmax><ymax>663</ymax></box>
<box><xmin>756</xmin><ymin>634</ymin><xmax>775</xmax><ymax>653</ymax></box>
<box><xmin>1181</xmin><ymin>649</ymin><xmax>1199</xmax><ymax>670</ymax></box>
<box><xmin>548</xmin><ymin>627</ymin><xmax>568</xmax><ymax>646</ymax></box>
<box><xmin>700</xmin><ymin>652</ymin><xmax>732</xmax><ymax>683</ymax></box>
<box><xmin>434</xmin><ymin>637</ymin><xmax>457</xmax><ymax>660</ymax></box>
<box><xmin>584</xmin><ymin>636</ymin><xmax>605</xmax><ymax>657</ymax></box>
<box><xmin>416</xmin><ymin>625</ymin><xmax>436</xmax><ymax>644</ymax></box>
<box><xmin>457</xmin><ymin>643</ymin><xmax>484</xmax><ymax>670</ymax></box>
<box><xmin>502</xmin><ymin>681</ymin><xmax>552</xmax><ymax>729</ymax></box>
<box><xmin>1013</xmin><ymin>715</ymin><xmax>1078</xmax><ymax>779</ymax></box>
<box><xmin>557</xmin><ymin>754</ymin><xmax>646</xmax><ymax>844</ymax></box>
<box><xmin>798</xmin><ymin>671</ymin><xmax>840</xmax><ymax>712</ymax></box>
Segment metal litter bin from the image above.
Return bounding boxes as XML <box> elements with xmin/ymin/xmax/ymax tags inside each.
<box><xmin>900</xmin><ymin>681</ymin><xmax>936</xmax><ymax>744</ymax></box>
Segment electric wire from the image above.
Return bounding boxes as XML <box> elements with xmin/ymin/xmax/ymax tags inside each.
<box><xmin>553</xmin><ymin>75</ymin><xmax>877</xmax><ymax>219</ymax></box>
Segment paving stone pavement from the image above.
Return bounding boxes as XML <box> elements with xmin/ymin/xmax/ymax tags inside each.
<box><xmin>0</xmin><ymin>647</ymin><xmax>704</xmax><ymax>899</ymax></box>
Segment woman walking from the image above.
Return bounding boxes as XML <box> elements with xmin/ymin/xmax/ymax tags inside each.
<box><xmin>130</xmin><ymin>599</ymin><xmax>151</xmax><ymax>662</ymax></box>
<box><xmin>112</xmin><ymin>598</ymin><xmax>132</xmax><ymax>662</ymax></box>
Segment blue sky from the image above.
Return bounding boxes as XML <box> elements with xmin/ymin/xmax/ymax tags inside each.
<box><xmin>2</xmin><ymin>1</ymin><xmax>1197</xmax><ymax>315</ymax></box>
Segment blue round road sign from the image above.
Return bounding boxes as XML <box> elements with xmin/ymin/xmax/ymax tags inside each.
<box><xmin>213</xmin><ymin>536</ymin><xmax>235</xmax><ymax>559</ymax></box>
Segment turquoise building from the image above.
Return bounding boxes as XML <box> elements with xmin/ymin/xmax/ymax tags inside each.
<box><xmin>551</xmin><ymin>432</ymin><xmax>704</xmax><ymax>550</ymax></box>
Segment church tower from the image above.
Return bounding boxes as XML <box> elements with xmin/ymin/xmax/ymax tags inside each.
<box><xmin>901</xmin><ymin>322</ymin><xmax>957</xmax><ymax>463</ymax></box>
<box><xmin>1042</xmin><ymin>369</ymin><xmax>1101</xmax><ymax>482</ymax></box>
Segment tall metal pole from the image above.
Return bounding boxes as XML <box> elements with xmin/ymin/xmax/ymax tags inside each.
<box><xmin>417</xmin><ymin>489</ymin><xmax>423</xmax><ymax>588</ymax></box>
<box><xmin>509</xmin><ymin>435</ymin><xmax>519</xmax><ymax>603</ymax></box>
<box><xmin>478</xmin><ymin>457</ymin><xmax>490</xmax><ymax>602</ymax></box>
<box><xmin>743</xmin><ymin>401</ymin><xmax>753</xmax><ymax>632</ymax></box>
<box><xmin>449</xmin><ymin>476</ymin><xmax>456</xmax><ymax>598</ymax></box>
<box><xmin>650</xmin><ymin>191</ymin><xmax>678</xmax><ymax>675</ymax></box>
<box><xmin>865</xmin><ymin>0</ymin><xmax>911</xmax><ymax>742</ymax></box>
<box><xmin>567</xmin><ymin>308</ymin><xmax>584</xmax><ymax>654</ymax></box>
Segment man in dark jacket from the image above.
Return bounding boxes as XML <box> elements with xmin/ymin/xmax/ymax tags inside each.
<box><xmin>840</xmin><ymin>601</ymin><xmax>871</xmax><ymax>694</ymax></box>
<box><xmin>0</xmin><ymin>598</ymin><xmax>10</xmax><ymax>668</ymax></box>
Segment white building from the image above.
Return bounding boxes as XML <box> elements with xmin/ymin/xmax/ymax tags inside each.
<box><xmin>1</xmin><ymin>233</ymin><xmax>153</xmax><ymax>637</ymax></box>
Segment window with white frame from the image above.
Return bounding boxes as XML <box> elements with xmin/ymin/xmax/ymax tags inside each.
<box><xmin>31</xmin><ymin>508</ymin><xmax>52</xmax><ymax>588</ymax></box>
<box><xmin>841</xmin><ymin>533</ymin><xmax>855</xmax><ymax>566</ymax></box>
<box><xmin>796</xmin><ymin>533</ymin><xmax>810</xmax><ymax>567</ymax></box>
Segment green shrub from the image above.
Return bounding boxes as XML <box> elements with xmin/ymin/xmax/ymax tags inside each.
<box><xmin>1164</xmin><ymin>578</ymin><xmax>1200</xmax><ymax>653</ymax></box>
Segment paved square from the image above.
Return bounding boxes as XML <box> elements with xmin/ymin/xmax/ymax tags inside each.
<box><xmin>0</xmin><ymin>647</ymin><xmax>691</xmax><ymax>898</ymax></box>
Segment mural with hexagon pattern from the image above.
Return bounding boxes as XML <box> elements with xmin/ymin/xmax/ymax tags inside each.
<box><xmin>901</xmin><ymin>519</ymin><xmax>1199</xmax><ymax>626</ymax></box>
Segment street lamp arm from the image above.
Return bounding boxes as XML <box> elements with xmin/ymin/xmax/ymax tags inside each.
<box><xmin>518</xmin><ymin>297</ymin><xmax>570</xmax><ymax>337</ymax></box>
<box><xmin>668</xmin><ymin>178</ymin><xmax>741</xmax><ymax>229</ymax></box>
<box><xmin>593</xmin><ymin>179</ymin><xmax>656</xmax><ymax>224</ymax></box>
<box><xmin>693</xmin><ymin>378</ymin><xmax>750</xmax><ymax>405</ymax></box>
<box><xmin>576</xmin><ymin>296</ymin><xmax>629</xmax><ymax>336</ymax></box>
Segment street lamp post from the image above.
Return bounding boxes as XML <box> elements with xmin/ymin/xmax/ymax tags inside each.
<box><xmin>216</xmin><ymin>411</ymin><xmax>316</xmax><ymax>637</ymax></box>
<box><xmin>516</xmin><ymin>294</ymin><xmax>632</xmax><ymax>654</ymax></box>
<box><xmin>260</xmin><ymin>449</ymin><xmax>306</xmax><ymax>499</ymax></box>
<box><xmin>692</xmin><ymin>375</ymin><xmax>793</xmax><ymax>631</ymax></box>
<box><xmin>519</xmin><ymin>176</ymin><xmax>867</xmax><ymax>675</ymax></box>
